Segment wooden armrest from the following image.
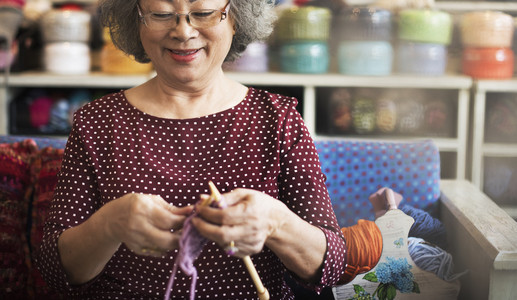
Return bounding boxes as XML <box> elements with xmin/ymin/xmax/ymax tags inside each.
<box><xmin>440</xmin><ymin>179</ymin><xmax>517</xmax><ymax>300</ymax></box>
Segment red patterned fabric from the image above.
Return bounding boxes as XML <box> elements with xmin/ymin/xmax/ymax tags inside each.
<box><xmin>0</xmin><ymin>0</ymin><xmax>26</xmax><ymax>8</ymax></box>
<box><xmin>29</xmin><ymin>147</ymin><xmax>64</xmax><ymax>299</ymax></box>
<box><xmin>0</xmin><ymin>139</ymin><xmax>37</xmax><ymax>299</ymax></box>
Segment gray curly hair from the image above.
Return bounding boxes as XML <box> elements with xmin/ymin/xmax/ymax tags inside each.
<box><xmin>98</xmin><ymin>0</ymin><xmax>277</xmax><ymax>63</ymax></box>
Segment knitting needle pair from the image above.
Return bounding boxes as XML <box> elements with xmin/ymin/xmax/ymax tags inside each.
<box><xmin>205</xmin><ymin>181</ymin><xmax>270</xmax><ymax>300</ymax></box>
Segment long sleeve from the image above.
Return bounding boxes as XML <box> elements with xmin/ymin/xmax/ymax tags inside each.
<box><xmin>35</xmin><ymin>114</ymin><xmax>102</xmax><ymax>293</ymax></box>
<box><xmin>277</xmin><ymin>101</ymin><xmax>347</xmax><ymax>291</ymax></box>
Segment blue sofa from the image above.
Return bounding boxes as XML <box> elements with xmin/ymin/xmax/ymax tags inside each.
<box><xmin>1</xmin><ymin>135</ymin><xmax>516</xmax><ymax>299</ymax></box>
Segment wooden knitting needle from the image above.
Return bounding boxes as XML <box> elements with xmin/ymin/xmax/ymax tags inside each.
<box><xmin>208</xmin><ymin>181</ymin><xmax>270</xmax><ymax>300</ymax></box>
<box><xmin>242</xmin><ymin>255</ymin><xmax>270</xmax><ymax>300</ymax></box>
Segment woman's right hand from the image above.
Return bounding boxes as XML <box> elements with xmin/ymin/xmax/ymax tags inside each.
<box><xmin>58</xmin><ymin>193</ymin><xmax>193</xmax><ymax>284</ymax></box>
<box><xmin>101</xmin><ymin>193</ymin><xmax>193</xmax><ymax>256</ymax></box>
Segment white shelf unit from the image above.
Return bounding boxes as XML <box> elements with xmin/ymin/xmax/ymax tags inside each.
<box><xmin>435</xmin><ymin>1</ymin><xmax>517</xmax><ymax>12</ymax></box>
<box><xmin>472</xmin><ymin>79</ymin><xmax>517</xmax><ymax>218</ymax></box>
<box><xmin>1</xmin><ymin>72</ymin><xmax>472</xmax><ymax>179</ymax></box>
<box><xmin>345</xmin><ymin>0</ymin><xmax>517</xmax><ymax>12</ymax></box>
<box><xmin>0</xmin><ymin>72</ymin><xmax>152</xmax><ymax>136</ymax></box>
<box><xmin>228</xmin><ymin>73</ymin><xmax>472</xmax><ymax>180</ymax></box>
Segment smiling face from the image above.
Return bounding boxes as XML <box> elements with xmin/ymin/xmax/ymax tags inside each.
<box><xmin>138</xmin><ymin>0</ymin><xmax>234</xmax><ymax>86</ymax></box>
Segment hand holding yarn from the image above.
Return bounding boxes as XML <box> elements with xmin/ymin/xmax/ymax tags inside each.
<box><xmin>103</xmin><ymin>193</ymin><xmax>192</xmax><ymax>257</ymax></box>
<box><xmin>165</xmin><ymin>182</ymin><xmax>269</xmax><ymax>300</ymax></box>
<box><xmin>369</xmin><ymin>187</ymin><xmax>403</xmax><ymax>219</ymax></box>
<box><xmin>193</xmin><ymin>187</ymin><xmax>285</xmax><ymax>258</ymax></box>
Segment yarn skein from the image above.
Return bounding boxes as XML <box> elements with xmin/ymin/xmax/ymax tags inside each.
<box><xmin>339</xmin><ymin>219</ymin><xmax>383</xmax><ymax>284</ymax></box>
<box><xmin>401</xmin><ymin>204</ymin><xmax>448</xmax><ymax>249</ymax></box>
<box><xmin>164</xmin><ymin>212</ymin><xmax>205</xmax><ymax>300</ymax></box>
<box><xmin>408</xmin><ymin>237</ymin><xmax>468</xmax><ymax>282</ymax></box>
<box><xmin>339</xmin><ymin>218</ymin><xmax>463</xmax><ymax>284</ymax></box>
<box><xmin>164</xmin><ymin>185</ymin><xmax>227</xmax><ymax>300</ymax></box>
<box><xmin>339</xmin><ymin>204</ymin><xmax>451</xmax><ymax>284</ymax></box>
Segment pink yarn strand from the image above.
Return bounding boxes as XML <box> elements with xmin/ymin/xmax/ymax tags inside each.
<box><xmin>164</xmin><ymin>211</ymin><xmax>210</xmax><ymax>300</ymax></box>
<box><xmin>164</xmin><ymin>184</ymin><xmax>227</xmax><ymax>300</ymax></box>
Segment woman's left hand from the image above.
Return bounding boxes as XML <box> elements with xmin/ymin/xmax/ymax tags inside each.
<box><xmin>190</xmin><ymin>188</ymin><xmax>286</xmax><ymax>258</ymax></box>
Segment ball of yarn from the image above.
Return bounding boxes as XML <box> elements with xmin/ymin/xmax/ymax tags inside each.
<box><xmin>41</xmin><ymin>99</ymin><xmax>70</xmax><ymax>133</ymax></box>
<box><xmin>400</xmin><ymin>204</ymin><xmax>447</xmax><ymax>249</ymax></box>
<box><xmin>339</xmin><ymin>219</ymin><xmax>383</xmax><ymax>284</ymax></box>
<box><xmin>29</xmin><ymin>96</ymin><xmax>53</xmax><ymax>129</ymax></box>
<box><xmin>408</xmin><ymin>237</ymin><xmax>468</xmax><ymax>282</ymax></box>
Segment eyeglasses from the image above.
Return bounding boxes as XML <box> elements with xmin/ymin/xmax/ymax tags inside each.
<box><xmin>138</xmin><ymin>1</ymin><xmax>230</xmax><ymax>31</ymax></box>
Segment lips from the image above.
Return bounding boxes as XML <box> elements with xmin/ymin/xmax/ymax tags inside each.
<box><xmin>167</xmin><ymin>48</ymin><xmax>201</xmax><ymax>63</ymax></box>
<box><xmin>169</xmin><ymin>49</ymin><xmax>201</xmax><ymax>56</ymax></box>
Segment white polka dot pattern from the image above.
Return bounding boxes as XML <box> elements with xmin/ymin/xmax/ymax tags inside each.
<box><xmin>36</xmin><ymin>88</ymin><xmax>346</xmax><ymax>299</ymax></box>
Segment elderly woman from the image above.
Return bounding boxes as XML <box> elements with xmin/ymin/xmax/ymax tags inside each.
<box><xmin>36</xmin><ymin>0</ymin><xmax>346</xmax><ymax>299</ymax></box>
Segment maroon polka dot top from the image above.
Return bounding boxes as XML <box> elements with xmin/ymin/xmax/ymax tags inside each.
<box><xmin>36</xmin><ymin>88</ymin><xmax>346</xmax><ymax>299</ymax></box>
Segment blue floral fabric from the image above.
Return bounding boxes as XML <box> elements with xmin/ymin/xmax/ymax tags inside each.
<box><xmin>314</xmin><ymin>139</ymin><xmax>441</xmax><ymax>227</ymax></box>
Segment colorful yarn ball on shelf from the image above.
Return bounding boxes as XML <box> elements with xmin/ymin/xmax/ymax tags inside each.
<box><xmin>376</xmin><ymin>98</ymin><xmax>397</xmax><ymax>133</ymax></box>
<box><xmin>352</xmin><ymin>97</ymin><xmax>376</xmax><ymax>134</ymax></box>
<box><xmin>329</xmin><ymin>88</ymin><xmax>353</xmax><ymax>133</ymax></box>
<box><xmin>396</xmin><ymin>98</ymin><xmax>425</xmax><ymax>134</ymax></box>
<box><xmin>28</xmin><ymin>96</ymin><xmax>53</xmax><ymax>129</ymax></box>
<box><xmin>41</xmin><ymin>99</ymin><xmax>70</xmax><ymax>133</ymax></box>
<box><xmin>424</xmin><ymin>99</ymin><xmax>449</xmax><ymax>135</ymax></box>
<box><xmin>486</xmin><ymin>96</ymin><xmax>517</xmax><ymax>140</ymax></box>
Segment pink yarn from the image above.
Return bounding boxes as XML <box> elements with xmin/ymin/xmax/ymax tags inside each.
<box><xmin>29</xmin><ymin>97</ymin><xmax>53</xmax><ymax>129</ymax></box>
<box><xmin>164</xmin><ymin>198</ymin><xmax>227</xmax><ymax>300</ymax></box>
<box><xmin>164</xmin><ymin>212</ymin><xmax>207</xmax><ymax>300</ymax></box>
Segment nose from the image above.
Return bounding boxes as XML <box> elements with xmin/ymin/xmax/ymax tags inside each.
<box><xmin>170</xmin><ymin>13</ymin><xmax>197</xmax><ymax>41</ymax></box>
<box><xmin>174</xmin><ymin>13</ymin><xmax>190</xmax><ymax>26</ymax></box>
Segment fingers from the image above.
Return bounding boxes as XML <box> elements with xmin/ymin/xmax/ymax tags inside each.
<box><xmin>369</xmin><ymin>188</ymin><xmax>388</xmax><ymax>218</ymax></box>
<box><xmin>107</xmin><ymin>193</ymin><xmax>192</xmax><ymax>256</ymax></box>
<box><xmin>191</xmin><ymin>216</ymin><xmax>263</xmax><ymax>257</ymax></box>
<box><xmin>369</xmin><ymin>187</ymin><xmax>404</xmax><ymax>219</ymax></box>
<box><xmin>192</xmin><ymin>189</ymin><xmax>271</xmax><ymax>256</ymax></box>
<box><xmin>147</xmin><ymin>195</ymin><xmax>193</xmax><ymax>230</ymax></box>
<box><xmin>132</xmin><ymin>223</ymin><xmax>182</xmax><ymax>257</ymax></box>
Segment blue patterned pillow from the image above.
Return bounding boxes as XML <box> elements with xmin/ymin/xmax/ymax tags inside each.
<box><xmin>314</xmin><ymin>139</ymin><xmax>441</xmax><ymax>227</ymax></box>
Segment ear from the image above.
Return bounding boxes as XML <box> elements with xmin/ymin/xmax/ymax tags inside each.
<box><xmin>228</xmin><ymin>14</ymin><xmax>236</xmax><ymax>35</ymax></box>
<box><xmin>229</xmin><ymin>18</ymin><xmax>237</xmax><ymax>35</ymax></box>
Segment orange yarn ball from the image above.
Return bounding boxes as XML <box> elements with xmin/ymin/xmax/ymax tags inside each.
<box><xmin>338</xmin><ymin>220</ymin><xmax>383</xmax><ymax>284</ymax></box>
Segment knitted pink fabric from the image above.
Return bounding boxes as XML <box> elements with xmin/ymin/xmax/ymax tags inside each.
<box><xmin>164</xmin><ymin>198</ymin><xmax>227</xmax><ymax>300</ymax></box>
<box><xmin>164</xmin><ymin>212</ymin><xmax>206</xmax><ymax>300</ymax></box>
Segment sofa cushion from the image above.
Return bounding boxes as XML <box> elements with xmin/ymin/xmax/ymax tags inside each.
<box><xmin>314</xmin><ymin>139</ymin><xmax>441</xmax><ymax>227</ymax></box>
<box><xmin>29</xmin><ymin>146</ymin><xmax>64</xmax><ymax>299</ymax></box>
<box><xmin>0</xmin><ymin>139</ymin><xmax>38</xmax><ymax>299</ymax></box>
<box><xmin>0</xmin><ymin>136</ymin><xmax>67</xmax><ymax>150</ymax></box>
